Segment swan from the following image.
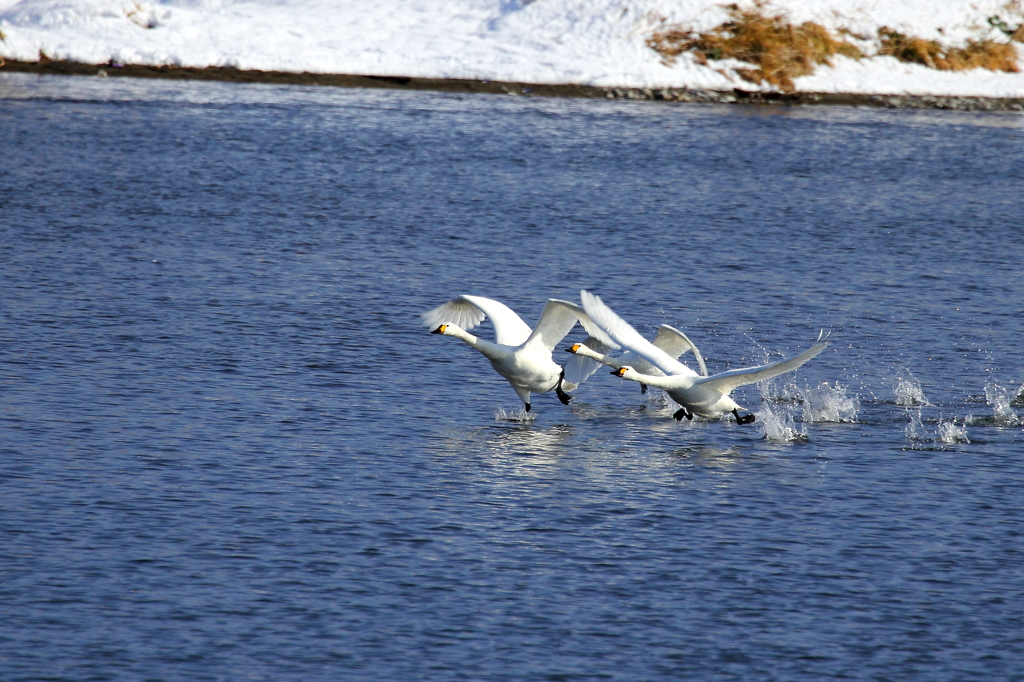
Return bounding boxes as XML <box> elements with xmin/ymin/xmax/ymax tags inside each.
<box><xmin>565</xmin><ymin>324</ymin><xmax>708</xmax><ymax>394</ymax></box>
<box><xmin>580</xmin><ymin>290</ymin><xmax>829</xmax><ymax>424</ymax></box>
<box><xmin>422</xmin><ymin>295</ymin><xmax>618</xmax><ymax>412</ymax></box>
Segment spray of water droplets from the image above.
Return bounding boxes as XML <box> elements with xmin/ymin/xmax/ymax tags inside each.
<box><xmin>801</xmin><ymin>382</ymin><xmax>859</xmax><ymax>423</ymax></box>
<box><xmin>494</xmin><ymin>407</ymin><xmax>535</xmax><ymax>423</ymax></box>
<box><xmin>974</xmin><ymin>381</ymin><xmax>1022</xmax><ymax>426</ymax></box>
<box><xmin>894</xmin><ymin>371</ymin><xmax>928</xmax><ymax>406</ymax></box>
<box><xmin>750</xmin><ymin>379</ymin><xmax>859</xmax><ymax>442</ymax></box>
<box><xmin>937</xmin><ymin>419</ymin><xmax>970</xmax><ymax>444</ymax></box>
<box><xmin>905</xmin><ymin>411</ymin><xmax>970</xmax><ymax>445</ymax></box>
<box><xmin>759</xmin><ymin>405</ymin><xmax>808</xmax><ymax>443</ymax></box>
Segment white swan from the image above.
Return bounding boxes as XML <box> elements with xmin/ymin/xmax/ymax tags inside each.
<box><xmin>580</xmin><ymin>290</ymin><xmax>829</xmax><ymax>424</ymax></box>
<box><xmin>565</xmin><ymin>323</ymin><xmax>708</xmax><ymax>394</ymax></box>
<box><xmin>422</xmin><ymin>295</ymin><xmax>618</xmax><ymax>412</ymax></box>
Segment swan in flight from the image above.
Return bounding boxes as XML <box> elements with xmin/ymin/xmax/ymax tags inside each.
<box><xmin>565</xmin><ymin>324</ymin><xmax>708</xmax><ymax>394</ymax></box>
<box><xmin>580</xmin><ymin>290</ymin><xmax>829</xmax><ymax>424</ymax></box>
<box><xmin>423</xmin><ymin>295</ymin><xmax>618</xmax><ymax>412</ymax></box>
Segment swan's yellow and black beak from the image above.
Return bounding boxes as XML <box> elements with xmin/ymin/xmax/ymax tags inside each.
<box><xmin>565</xmin><ymin>343</ymin><xmax>581</xmax><ymax>354</ymax></box>
<box><xmin>431</xmin><ymin>324</ymin><xmax>447</xmax><ymax>335</ymax></box>
<box><xmin>611</xmin><ymin>367</ymin><xmax>627</xmax><ymax>377</ymax></box>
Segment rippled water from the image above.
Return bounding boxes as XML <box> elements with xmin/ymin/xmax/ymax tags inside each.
<box><xmin>2</xmin><ymin>72</ymin><xmax>1023</xmax><ymax>680</ymax></box>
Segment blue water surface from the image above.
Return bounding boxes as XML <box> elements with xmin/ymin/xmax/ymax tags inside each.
<box><xmin>1</xmin><ymin>72</ymin><xmax>1024</xmax><ymax>681</ymax></box>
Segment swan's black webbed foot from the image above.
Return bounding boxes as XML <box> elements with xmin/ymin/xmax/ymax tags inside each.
<box><xmin>640</xmin><ymin>383</ymin><xmax>648</xmax><ymax>394</ymax></box>
<box><xmin>555</xmin><ymin>369</ymin><xmax>572</xmax><ymax>405</ymax></box>
<box><xmin>673</xmin><ymin>408</ymin><xmax>693</xmax><ymax>421</ymax></box>
<box><xmin>733</xmin><ymin>409</ymin><xmax>755</xmax><ymax>425</ymax></box>
<box><xmin>525</xmin><ymin>403</ymin><xmax>532</xmax><ymax>413</ymax></box>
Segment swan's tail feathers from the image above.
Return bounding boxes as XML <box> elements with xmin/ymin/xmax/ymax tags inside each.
<box><xmin>421</xmin><ymin>297</ymin><xmax>487</xmax><ymax>332</ymax></box>
<box><xmin>563</xmin><ymin>336</ymin><xmax>613</xmax><ymax>387</ymax></box>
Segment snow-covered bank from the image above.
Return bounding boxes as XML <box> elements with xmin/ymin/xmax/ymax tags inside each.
<box><xmin>2</xmin><ymin>0</ymin><xmax>1024</xmax><ymax>99</ymax></box>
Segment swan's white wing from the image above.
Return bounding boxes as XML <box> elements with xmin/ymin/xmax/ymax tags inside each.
<box><xmin>459</xmin><ymin>295</ymin><xmax>533</xmax><ymax>346</ymax></box>
<box><xmin>563</xmin><ymin>336</ymin><xmax>613</xmax><ymax>386</ymax></box>
<box><xmin>697</xmin><ymin>334</ymin><xmax>830</xmax><ymax>396</ymax></box>
<box><xmin>421</xmin><ymin>295</ymin><xmax>532</xmax><ymax>346</ymax></box>
<box><xmin>568</xmin><ymin>303</ymin><xmax>619</xmax><ymax>351</ymax></box>
<box><xmin>580</xmin><ymin>290</ymin><xmax>698</xmax><ymax>378</ymax></box>
<box><xmin>526</xmin><ymin>299</ymin><xmax>619</xmax><ymax>353</ymax></box>
<box><xmin>421</xmin><ymin>296</ymin><xmax>486</xmax><ymax>332</ymax></box>
<box><xmin>653</xmin><ymin>324</ymin><xmax>708</xmax><ymax>377</ymax></box>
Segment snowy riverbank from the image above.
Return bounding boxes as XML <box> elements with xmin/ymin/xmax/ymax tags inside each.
<box><xmin>2</xmin><ymin>0</ymin><xmax>1024</xmax><ymax>99</ymax></box>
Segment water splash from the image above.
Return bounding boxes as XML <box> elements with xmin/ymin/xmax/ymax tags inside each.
<box><xmin>906</xmin><ymin>412</ymin><xmax>970</xmax><ymax>445</ymax></box>
<box><xmin>647</xmin><ymin>389</ymin><xmax>671</xmax><ymax>408</ymax></box>
<box><xmin>494</xmin><ymin>407</ymin><xmax>535</xmax><ymax>422</ymax></box>
<box><xmin>802</xmin><ymin>381</ymin><xmax>859</xmax><ymax>423</ymax></box>
<box><xmin>904</xmin><ymin>409</ymin><xmax>925</xmax><ymax>442</ymax></box>
<box><xmin>758</xmin><ymin>403</ymin><xmax>807</xmax><ymax>443</ymax></box>
<box><xmin>1012</xmin><ymin>383</ymin><xmax>1024</xmax><ymax>408</ymax></box>
<box><xmin>937</xmin><ymin>419</ymin><xmax>970</xmax><ymax>444</ymax></box>
<box><xmin>758</xmin><ymin>377</ymin><xmax>800</xmax><ymax>405</ymax></box>
<box><xmin>894</xmin><ymin>371</ymin><xmax>928</xmax><ymax>406</ymax></box>
<box><xmin>981</xmin><ymin>381</ymin><xmax>1021</xmax><ymax>426</ymax></box>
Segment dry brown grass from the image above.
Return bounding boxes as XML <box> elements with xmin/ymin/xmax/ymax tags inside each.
<box><xmin>647</xmin><ymin>3</ymin><xmax>862</xmax><ymax>92</ymax></box>
<box><xmin>878</xmin><ymin>28</ymin><xmax>1019</xmax><ymax>72</ymax></box>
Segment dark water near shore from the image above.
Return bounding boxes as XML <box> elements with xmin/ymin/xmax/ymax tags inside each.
<box><xmin>2</xmin><ymin>72</ymin><xmax>1023</xmax><ymax>681</ymax></box>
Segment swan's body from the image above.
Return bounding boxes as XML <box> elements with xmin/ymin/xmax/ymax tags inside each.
<box><xmin>580</xmin><ymin>290</ymin><xmax>829</xmax><ymax>423</ymax></box>
<box><xmin>423</xmin><ymin>295</ymin><xmax>617</xmax><ymax>411</ymax></box>
<box><xmin>567</xmin><ymin>324</ymin><xmax>708</xmax><ymax>393</ymax></box>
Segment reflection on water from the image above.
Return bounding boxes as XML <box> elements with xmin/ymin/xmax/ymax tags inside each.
<box><xmin>487</xmin><ymin>423</ymin><xmax>575</xmax><ymax>461</ymax></box>
<box><xmin>669</xmin><ymin>444</ymin><xmax>747</xmax><ymax>467</ymax></box>
<box><xmin>434</xmin><ymin>422</ymin><xmax>576</xmax><ymax>470</ymax></box>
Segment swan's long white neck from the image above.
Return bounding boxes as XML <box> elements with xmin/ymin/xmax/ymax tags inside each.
<box><xmin>445</xmin><ymin>324</ymin><xmax>507</xmax><ymax>360</ymax></box>
<box><xmin>621</xmin><ymin>368</ymin><xmax>693</xmax><ymax>390</ymax></box>
<box><xmin>574</xmin><ymin>344</ymin><xmax>621</xmax><ymax>368</ymax></box>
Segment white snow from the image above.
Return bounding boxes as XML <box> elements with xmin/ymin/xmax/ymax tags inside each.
<box><xmin>1</xmin><ymin>0</ymin><xmax>1023</xmax><ymax>98</ymax></box>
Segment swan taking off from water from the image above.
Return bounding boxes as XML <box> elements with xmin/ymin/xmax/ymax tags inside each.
<box><xmin>565</xmin><ymin>324</ymin><xmax>707</xmax><ymax>394</ymax></box>
<box><xmin>580</xmin><ymin>290</ymin><xmax>829</xmax><ymax>424</ymax></box>
<box><xmin>423</xmin><ymin>295</ymin><xmax>618</xmax><ymax>412</ymax></box>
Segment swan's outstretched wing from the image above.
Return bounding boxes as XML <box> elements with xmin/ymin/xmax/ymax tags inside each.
<box><xmin>420</xmin><ymin>295</ymin><xmax>532</xmax><ymax>347</ymax></box>
<box><xmin>526</xmin><ymin>299</ymin><xmax>619</xmax><ymax>353</ymax></box>
<box><xmin>697</xmin><ymin>333</ymin><xmax>830</xmax><ymax>396</ymax></box>
<box><xmin>580</xmin><ymin>290</ymin><xmax>698</xmax><ymax>378</ymax></box>
<box><xmin>563</xmin><ymin>336</ymin><xmax>613</xmax><ymax>386</ymax></box>
<box><xmin>653</xmin><ymin>324</ymin><xmax>708</xmax><ymax>377</ymax></box>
